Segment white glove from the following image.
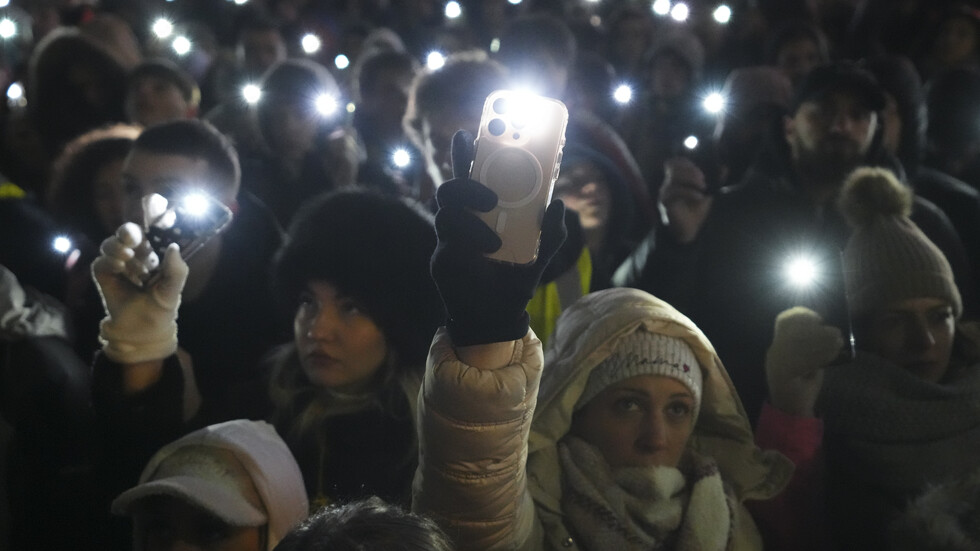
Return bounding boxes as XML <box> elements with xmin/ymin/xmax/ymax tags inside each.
<box><xmin>765</xmin><ymin>307</ymin><xmax>844</xmax><ymax>417</ymax></box>
<box><xmin>91</xmin><ymin>222</ymin><xmax>188</xmax><ymax>364</ymax></box>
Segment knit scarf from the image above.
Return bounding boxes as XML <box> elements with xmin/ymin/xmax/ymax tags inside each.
<box><xmin>818</xmin><ymin>354</ymin><xmax>980</xmax><ymax>500</ymax></box>
<box><xmin>558</xmin><ymin>436</ymin><xmax>734</xmax><ymax>551</ymax></box>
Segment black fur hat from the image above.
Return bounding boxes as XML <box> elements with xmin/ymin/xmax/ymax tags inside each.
<box><xmin>272</xmin><ymin>188</ymin><xmax>444</xmax><ymax>368</ymax></box>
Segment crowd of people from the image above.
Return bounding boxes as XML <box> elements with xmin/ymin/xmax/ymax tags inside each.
<box><xmin>2</xmin><ymin>0</ymin><xmax>980</xmax><ymax>550</ymax></box>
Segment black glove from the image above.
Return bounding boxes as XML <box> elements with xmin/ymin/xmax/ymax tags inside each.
<box><xmin>431</xmin><ymin>130</ymin><xmax>567</xmax><ymax>346</ymax></box>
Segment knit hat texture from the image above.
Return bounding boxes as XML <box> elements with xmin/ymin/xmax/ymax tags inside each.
<box><xmin>838</xmin><ymin>167</ymin><xmax>962</xmax><ymax>318</ymax></box>
<box><xmin>576</xmin><ymin>330</ymin><xmax>702</xmax><ymax>415</ymax></box>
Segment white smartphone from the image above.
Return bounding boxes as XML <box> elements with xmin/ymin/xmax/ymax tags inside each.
<box><xmin>469</xmin><ymin>90</ymin><xmax>568</xmax><ymax>264</ymax></box>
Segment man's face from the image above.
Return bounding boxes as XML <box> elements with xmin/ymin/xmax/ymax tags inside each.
<box><xmin>126</xmin><ymin>76</ymin><xmax>193</xmax><ymax>127</ymax></box>
<box><xmin>121</xmin><ymin>149</ymin><xmax>231</xmax><ymax>225</ymax></box>
<box><xmin>240</xmin><ymin>29</ymin><xmax>287</xmax><ymax>75</ymax></box>
<box><xmin>785</xmin><ymin>91</ymin><xmax>878</xmax><ymax>172</ymax></box>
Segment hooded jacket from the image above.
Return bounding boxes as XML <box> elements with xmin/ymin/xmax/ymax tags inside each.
<box><xmin>414</xmin><ymin>288</ymin><xmax>792</xmax><ymax>550</ymax></box>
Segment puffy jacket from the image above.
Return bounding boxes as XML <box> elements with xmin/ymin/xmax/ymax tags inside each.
<box><xmin>414</xmin><ymin>288</ymin><xmax>793</xmax><ymax>550</ymax></box>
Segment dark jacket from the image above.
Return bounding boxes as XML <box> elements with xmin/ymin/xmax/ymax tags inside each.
<box><xmin>616</xmin><ymin>159</ymin><xmax>975</xmax><ymax>425</ymax></box>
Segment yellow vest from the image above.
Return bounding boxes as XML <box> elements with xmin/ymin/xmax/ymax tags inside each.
<box><xmin>526</xmin><ymin>248</ymin><xmax>592</xmax><ymax>347</ymax></box>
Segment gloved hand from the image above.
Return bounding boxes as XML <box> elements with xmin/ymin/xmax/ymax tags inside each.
<box><xmin>431</xmin><ymin>130</ymin><xmax>567</xmax><ymax>346</ymax></box>
<box><xmin>91</xmin><ymin>222</ymin><xmax>188</xmax><ymax>364</ymax></box>
<box><xmin>765</xmin><ymin>306</ymin><xmax>844</xmax><ymax>417</ymax></box>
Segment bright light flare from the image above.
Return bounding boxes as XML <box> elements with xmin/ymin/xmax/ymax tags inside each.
<box><xmin>703</xmin><ymin>92</ymin><xmax>726</xmax><ymax>114</ymax></box>
<box><xmin>652</xmin><ymin>0</ymin><xmax>671</xmax><ymax>16</ymax></box>
<box><xmin>52</xmin><ymin>236</ymin><xmax>72</xmax><ymax>254</ymax></box>
<box><xmin>242</xmin><ymin>84</ymin><xmax>261</xmax><ymax>104</ymax></box>
<box><xmin>334</xmin><ymin>54</ymin><xmax>350</xmax><ymax>70</ymax></box>
<box><xmin>233</xmin><ymin>0</ymin><xmax>249</xmax><ymax>5</ymax></box>
<box><xmin>181</xmin><ymin>194</ymin><xmax>211</xmax><ymax>216</ymax></box>
<box><xmin>426</xmin><ymin>51</ymin><xmax>446</xmax><ymax>71</ymax></box>
<box><xmin>785</xmin><ymin>256</ymin><xmax>819</xmax><ymax>288</ymax></box>
<box><xmin>315</xmin><ymin>93</ymin><xmax>338</xmax><ymax>116</ymax></box>
<box><xmin>301</xmin><ymin>33</ymin><xmax>321</xmax><ymax>54</ymax></box>
<box><xmin>683</xmin><ymin>135</ymin><xmax>699</xmax><ymax>149</ymax></box>
<box><xmin>392</xmin><ymin>148</ymin><xmax>411</xmax><ymax>168</ymax></box>
<box><xmin>0</xmin><ymin>18</ymin><xmax>16</xmax><ymax>39</ymax></box>
<box><xmin>152</xmin><ymin>18</ymin><xmax>174</xmax><ymax>39</ymax></box>
<box><xmin>445</xmin><ymin>1</ymin><xmax>462</xmax><ymax>19</ymax></box>
<box><xmin>508</xmin><ymin>0</ymin><xmax>522</xmax><ymax>4</ymax></box>
<box><xmin>0</xmin><ymin>1</ymin><xmax>10</xmax><ymax>7</ymax></box>
<box><xmin>713</xmin><ymin>4</ymin><xmax>732</xmax><ymax>24</ymax></box>
<box><xmin>7</xmin><ymin>81</ymin><xmax>23</xmax><ymax>101</ymax></box>
<box><xmin>670</xmin><ymin>2</ymin><xmax>690</xmax><ymax>21</ymax></box>
<box><xmin>172</xmin><ymin>35</ymin><xmax>192</xmax><ymax>56</ymax></box>
<box><xmin>613</xmin><ymin>84</ymin><xmax>633</xmax><ymax>104</ymax></box>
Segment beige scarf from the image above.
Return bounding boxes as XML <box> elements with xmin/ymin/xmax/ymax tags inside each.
<box><xmin>559</xmin><ymin>436</ymin><xmax>735</xmax><ymax>551</ymax></box>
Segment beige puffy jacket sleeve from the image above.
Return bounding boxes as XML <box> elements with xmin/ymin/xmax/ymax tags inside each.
<box><xmin>412</xmin><ymin>327</ymin><xmax>545</xmax><ymax>551</ymax></box>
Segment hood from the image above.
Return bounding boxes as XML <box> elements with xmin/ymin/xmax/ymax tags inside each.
<box><xmin>526</xmin><ymin>288</ymin><xmax>792</xmax><ymax>530</ymax></box>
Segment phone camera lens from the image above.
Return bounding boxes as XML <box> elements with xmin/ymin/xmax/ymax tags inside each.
<box><xmin>488</xmin><ymin>118</ymin><xmax>506</xmax><ymax>136</ymax></box>
<box><xmin>492</xmin><ymin>98</ymin><xmax>508</xmax><ymax>114</ymax></box>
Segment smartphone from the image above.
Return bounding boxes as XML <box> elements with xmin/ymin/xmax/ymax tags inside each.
<box><xmin>670</xmin><ymin>131</ymin><xmax>723</xmax><ymax>195</ymax></box>
<box><xmin>470</xmin><ymin>90</ymin><xmax>568</xmax><ymax>264</ymax></box>
<box><xmin>142</xmin><ymin>191</ymin><xmax>234</xmax><ymax>263</ymax></box>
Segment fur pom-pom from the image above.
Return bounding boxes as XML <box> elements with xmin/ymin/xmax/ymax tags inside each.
<box><xmin>837</xmin><ymin>167</ymin><xmax>912</xmax><ymax>228</ymax></box>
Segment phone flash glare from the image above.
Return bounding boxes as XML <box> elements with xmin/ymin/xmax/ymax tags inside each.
<box><xmin>242</xmin><ymin>84</ymin><xmax>261</xmax><ymax>104</ymax></box>
<box><xmin>7</xmin><ymin>81</ymin><xmax>22</xmax><ymax>101</ymax></box>
<box><xmin>703</xmin><ymin>92</ymin><xmax>726</xmax><ymax>114</ymax></box>
<box><xmin>181</xmin><ymin>193</ymin><xmax>212</xmax><ymax>217</ymax></box>
<box><xmin>671</xmin><ymin>2</ymin><xmax>690</xmax><ymax>21</ymax></box>
<box><xmin>335</xmin><ymin>54</ymin><xmax>350</xmax><ymax>70</ymax></box>
<box><xmin>0</xmin><ymin>18</ymin><xmax>16</xmax><ymax>39</ymax></box>
<box><xmin>172</xmin><ymin>35</ymin><xmax>192</xmax><ymax>56</ymax></box>
<box><xmin>152</xmin><ymin>18</ymin><xmax>174</xmax><ymax>39</ymax></box>
<box><xmin>683</xmin><ymin>135</ymin><xmax>699</xmax><ymax>150</ymax></box>
<box><xmin>652</xmin><ymin>0</ymin><xmax>671</xmax><ymax>16</ymax></box>
<box><xmin>785</xmin><ymin>255</ymin><xmax>819</xmax><ymax>288</ymax></box>
<box><xmin>392</xmin><ymin>148</ymin><xmax>411</xmax><ymax>168</ymax></box>
<box><xmin>51</xmin><ymin>236</ymin><xmax>72</xmax><ymax>254</ymax></box>
<box><xmin>301</xmin><ymin>33</ymin><xmax>321</xmax><ymax>54</ymax></box>
<box><xmin>714</xmin><ymin>5</ymin><xmax>732</xmax><ymax>23</ymax></box>
<box><xmin>507</xmin><ymin>0</ymin><xmax>522</xmax><ymax>5</ymax></box>
<box><xmin>315</xmin><ymin>94</ymin><xmax>338</xmax><ymax>116</ymax></box>
<box><xmin>426</xmin><ymin>51</ymin><xmax>446</xmax><ymax>71</ymax></box>
<box><xmin>614</xmin><ymin>84</ymin><xmax>633</xmax><ymax>104</ymax></box>
<box><xmin>445</xmin><ymin>1</ymin><xmax>462</xmax><ymax>19</ymax></box>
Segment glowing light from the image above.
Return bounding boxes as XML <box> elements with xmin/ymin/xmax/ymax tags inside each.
<box><xmin>182</xmin><ymin>194</ymin><xmax>210</xmax><ymax>216</ymax></box>
<box><xmin>242</xmin><ymin>84</ymin><xmax>261</xmax><ymax>104</ymax></box>
<box><xmin>713</xmin><ymin>4</ymin><xmax>732</xmax><ymax>24</ymax></box>
<box><xmin>6</xmin><ymin>82</ymin><xmax>23</xmax><ymax>101</ymax></box>
<box><xmin>346</xmin><ymin>102</ymin><xmax>356</xmax><ymax>114</ymax></box>
<box><xmin>172</xmin><ymin>35</ymin><xmax>192</xmax><ymax>56</ymax></box>
<box><xmin>508</xmin><ymin>0</ymin><xmax>522</xmax><ymax>4</ymax></box>
<box><xmin>392</xmin><ymin>148</ymin><xmax>411</xmax><ymax>168</ymax></box>
<box><xmin>652</xmin><ymin>0</ymin><xmax>671</xmax><ymax>16</ymax></box>
<box><xmin>445</xmin><ymin>1</ymin><xmax>462</xmax><ymax>19</ymax></box>
<box><xmin>703</xmin><ymin>92</ymin><xmax>726</xmax><ymax>114</ymax></box>
<box><xmin>489</xmin><ymin>38</ymin><xmax>500</xmax><ymax>53</ymax></box>
<box><xmin>152</xmin><ymin>18</ymin><xmax>173</xmax><ymax>39</ymax></box>
<box><xmin>52</xmin><ymin>236</ymin><xmax>72</xmax><ymax>254</ymax></box>
<box><xmin>785</xmin><ymin>256</ymin><xmax>818</xmax><ymax>288</ymax></box>
<box><xmin>301</xmin><ymin>33</ymin><xmax>321</xmax><ymax>54</ymax></box>
<box><xmin>426</xmin><ymin>51</ymin><xmax>446</xmax><ymax>71</ymax></box>
<box><xmin>233</xmin><ymin>0</ymin><xmax>249</xmax><ymax>4</ymax></box>
<box><xmin>0</xmin><ymin>1</ymin><xmax>10</xmax><ymax>7</ymax></box>
<box><xmin>683</xmin><ymin>135</ymin><xmax>699</xmax><ymax>150</ymax></box>
<box><xmin>0</xmin><ymin>18</ymin><xmax>16</xmax><ymax>39</ymax></box>
<box><xmin>315</xmin><ymin>93</ymin><xmax>338</xmax><ymax>116</ymax></box>
<box><xmin>670</xmin><ymin>2</ymin><xmax>690</xmax><ymax>21</ymax></box>
<box><xmin>334</xmin><ymin>54</ymin><xmax>350</xmax><ymax>70</ymax></box>
<box><xmin>613</xmin><ymin>84</ymin><xmax>633</xmax><ymax>104</ymax></box>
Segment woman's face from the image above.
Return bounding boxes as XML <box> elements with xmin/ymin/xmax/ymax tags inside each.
<box><xmin>294</xmin><ymin>280</ymin><xmax>388</xmax><ymax>393</ymax></box>
<box><xmin>554</xmin><ymin>162</ymin><xmax>612</xmax><ymax>231</ymax></box>
<box><xmin>865</xmin><ymin>297</ymin><xmax>955</xmax><ymax>382</ymax></box>
<box><xmin>572</xmin><ymin>375</ymin><xmax>696</xmax><ymax>469</ymax></box>
<box><xmin>137</xmin><ymin>496</ymin><xmax>263</xmax><ymax>551</ymax></box>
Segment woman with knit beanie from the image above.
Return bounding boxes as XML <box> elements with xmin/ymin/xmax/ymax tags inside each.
<box><xmin>91</xmin><ymin>187</ymin><xmax>444</xmax><ymax>517</ymax></box>
<box><xmin>752</xmin><ymin>167</ymin><xmax>980</xmax><ymax>550</ymax></box>
<box><xmin>413</xmin><ymin>131</ymin><xmax>791</xmax><ymax>550</ymax></box>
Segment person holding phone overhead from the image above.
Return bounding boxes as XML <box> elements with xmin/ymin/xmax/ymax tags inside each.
<box><xmin>412</xmin><ymin>131</ymin><xmax>791</xmax><ymax>550</ymax></box>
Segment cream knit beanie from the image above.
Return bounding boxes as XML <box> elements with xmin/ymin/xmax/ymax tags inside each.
<box><xmin>838</xmin><ymin>167</ymin><xmax>962</xmax><ymax>319</ymax></box>
<box><xmin>577</xmin><ymin>330</ymin><xmax>702</xmax><ymax>416</ymax></box>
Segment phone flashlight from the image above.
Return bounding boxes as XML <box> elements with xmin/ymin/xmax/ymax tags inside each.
<box><xmin>315</xmin><ymin>93</ymin><xmax>338</xmax><ymax>116</ymax></box>
<box><xmin>613</xmin><ymin>84</ymin><xmax>633</xmax><ymax>105</ymax></box>
<box><xmin>152</xmin><ymin>18</ymin><xmax>173</xmax><ymax>39</ymax></box>
<box><xmin>301</xmin><ymin>33</ymin><xmax>321</xmax><ymax>54</ymax></box>
<box><xmin>242</xmin><ymin>84</ymin><xmax>261</xmax><ymax>105</ymax></box>
<box><xmin>702</xmin><ymin>92</ymin><xmax>726</xmax><ymax>115</ymax></box>
<box><xmin>51</xmin><ymin>235</ymin><xmax>72</xmax><ymax>254</ymax></box>
<box><xmin>653</xmin><ymin>0</ymin><xmax>671</xmax><ymax>16</ymax></box>
<box><xmin>713</xmin><ymin>5</ymin><xmax>733</xmax><ymax>24</ymax></box>
<box><xmin>426</xmin><ymin>51</ymin><xmax>446</xmax><ymax>71</ymax></box>
<box><xmin>0</xmin><ymin>18</ymin><xmax>16</xmax><ymax>40</ymax></box>
<box><xmin>143</xmin><ymin>191</ymin><xmax>234</xmax><ymax>266</ymax></box>
<box><xmin>172</xmin><ymin>35</ymin><xmax>192</xmax><ymax>56</ymax></box>
<box><xmin>671</xmin><ymin>2</ymin><xmax>690</xmax><ymax>22</ymax></box>
<box><xmin>784</xmin><ymin>254</ymin><xmax>819</xmax><ymax>288</ymax></box>
<box><xmin>391</xmin><ymin>148</ymin><xmax>411</xmax><ymax>169</ymax></box>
